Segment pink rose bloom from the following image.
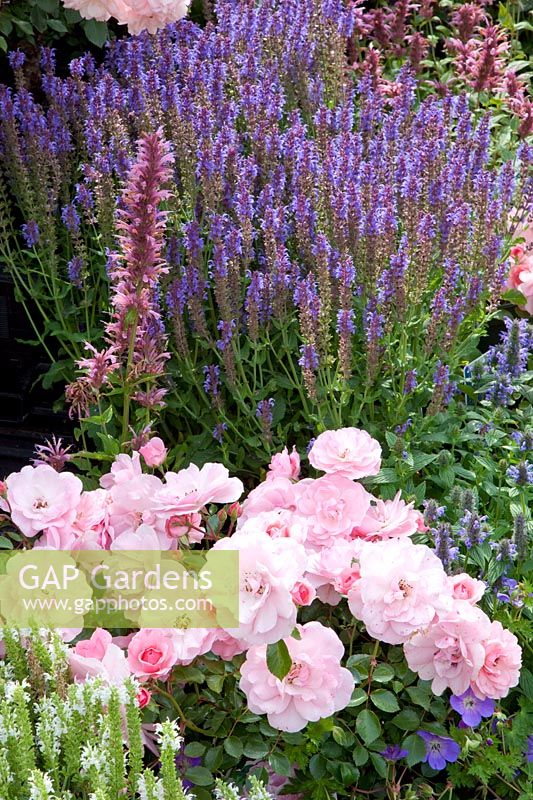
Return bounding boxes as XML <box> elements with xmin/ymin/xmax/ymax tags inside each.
<box><xmin>507</xmin><ymin>249</ymin><xmax>533</xmax><ymax>314</ymax></box>
<box><xmin>239</xmin><ymin>477</ymin><xmax>308</xmax><ymax>524</ymax></box>
<box><xmin>71</xmin><ymin>488</ymin><xmax>112</xmax><ymax>549</ymax></box>
<box><xmin>70</xmin><ymin>629</ymin><xmax>131</xmax><ymax>686</ymax></box>
<box><xmin>308</xmin><ymin>427</ymin><xmax>381</xmax><ymax>479</ymax></box>
<box><xmin>404</xmin><ymin>601</ymin><xmax>492</xmax><ymax>695</ymax></box>
<box><xmin>110</xmin><ymin>522</ymin><xmax>162</xmax><ymax>550</ymax></box>
<box><xmin>471</xmin><ymin>621</ymin><xmax>522</xmax><ymax>700</ymax></box>
<box><xmin>127</xmin><ymin>628</ymin><xmax>179</xmax><ymax>680</ymax></box>
<box><xmin>33</xmin><ymin>527</ymin><xmax>77</xmax><ymax>550</ymax></box>
<box><xmin>296</xmin><ymin>475</ymin><xmax>371</xmax><ymax>548</ymax></box>
<box><xmin>155</xmin><ymin>463</ymin><xmax>243</xmax><ymax>520</ymax></box>
<box><xmin>100</xmin><ymin>451</ymin><xmax>142</xmax><ymax>489</ymax></box>
<box><xmin>210</xmin><ymin>630</ymin><xmax>248</xmax><ymax>660</ymax></box>
<box><xmin>448</xmin><ymin>573</ymin><xmax>486</xmax><ymax>604</ymax></box>
<box><xmin>139</xmin><ymin>436</ymin><xmax>167</xmax><ymax>467</ymax></box>
<box><xmin>137</xmin><ymin>687</ymin><xmax>152</xmax><ymax>708</ymax></box>
<box><xmin>348</xmin><ymin>538</ymin><xmax>451</xmax><ymax>644</ymax></box>
<box><xmin>108</xmin><ymin>473</ymin><xmax>165</xmax><ymax>541</ymax></box>
<box><xmin>267</xmin><ymin>447</ymin><xmax>300</xmax><ymax>482</ymax></box>
<box><xmin>240</xmin><ymin>621</ymin><xmax>354</xmax><ymax>732</ymax></box>
<box><xmin>172</xmin><ymin>628</ymin><xmax>217</xmax><ymax>665</ymax></box>
<box><xmin>5</xmin><ymin>464</ymin><xmax>82</xmax><ymax>538</ymax></box>
<box><xmin>305</xmin><ymin>539</ymin><xmax>363</xmax><ymax>605</ymax></box>
<box><xmin>213</xmin><ymin>530</ymin><xmax>307</xmax><ymax>645</ymax></box>
<box><xmin>291</xmin><ymin>580</ymin><xmax>316</xmax><ymax>606</ymax></box>
<box><xmin>238</xmin><ymin>510</ymin><xmax>307</xmax><ymax>545</ymax></box>
<box><xmin>61</xmin><ymin>0</ymin><xmax>126</xmax><ymax>23</ymax></box>
<box><xmin>352</xmin><ymin>492</ymin><xmax>420</xmax><ymax>540</ymax></box>
<box><xmin>115</xmin><ymin>0</ymin><xmax>190</xmax><ymax>35</ymax></box>
<box><xmin>333</xmin><ymin>564</ymin><xmax>361</xmax><ymax>596</ymax></box>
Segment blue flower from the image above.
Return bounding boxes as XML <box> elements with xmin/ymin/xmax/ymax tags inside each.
<box><xmin>417</xmin><ymin>731</ymin><xmax>460</xmax><ymax>771</ymax></box>
<box><xmin>381</xmin><ymin>745</ymin><xmax>408</xmax><ymax>761</ymax></box>
<box><xmin>450</xmin><ymin>689</ymin><xmax>494</xmax><ymax>727</ymax></box>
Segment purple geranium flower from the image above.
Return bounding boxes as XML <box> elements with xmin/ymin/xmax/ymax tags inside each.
<box><xmin>450</xmin><ymin>689</ymin><xmax>495</xmax><ymax>727</ymax></box>
<box><xmin>418</xmin><ymin>731</ymin><xmax>460</xmax><ymax>771</ymax></box>
<box><xmin>381</xmin><ymin>745</ymin><xmax>409</xmax><ymax>761</ymax></box>
<box><xmin>526</xmin><ymin>735</ymin><xmax>533</xmax><ymax>763</ymax></box>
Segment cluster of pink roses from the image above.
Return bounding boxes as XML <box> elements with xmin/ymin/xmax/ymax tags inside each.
<box><xmin>507</xmin><ymin>221</ymin><xmax>533</xmax><ymax>315</ymax></box>
<box><xmin>0</xmin><ymin>426</ymin><xmax>522</xmax><ymax>733</ymax></box>
<box><xmin>62</xmin><ymin>0</ymin><xmax>189</xmax><ymax>35</ymax></box>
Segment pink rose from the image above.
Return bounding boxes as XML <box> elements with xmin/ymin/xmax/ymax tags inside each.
<box><xmin>210</xmin><ymin>630</ymin><xmax>248</xmax><ymax>660</ymax></box>
<box><xmin>136</xmin><ymin>687</ymin><xmax>152</xmax><ymax>708</ymax></box>
<box><xmin>139</xmin><ymin>436</ymin><xmax>167</xmax><ymax>467</ymax></box>
<box><xmin>172</xmin><ymin>628</ymin><xmax>217</xmax><ymax>666</ymax></box>
<box><xmin>70</xmin><ymin>629</ymin><xmax>131</xmax><ymax>686</ymax></box>
<box><xmin>404</xmin><ymin>601</ymin><xmax>492</xmax><ymax>695</ymax></box>
<box><xmin>308</xmin><ymin>427</ymin><xmax>381</xmax><ymax>479</ymax></box>
<box><xmin>352</xmin><ymin>492</ymin><xmax>420</xmax><ymax>540</ymax></box>
<box><xmin>239</xmin><ymin>510</ymin><xmax>307</xmax><ymax>545</ymax></box>
<box><xmin>448</xmin><ymin>573</ymin><xmax>486</xmax><ymax>604</ymax></box>
<box><xmin>267</xmin><ymin>447</ymin><xmax>300</xmax><ymax>482</ymax></box>
<box><xmin>296</xmin><ymin>475</ymin><xmax>371</xmax><ymax>548</ymax></box>
<box><xmin>239</xmin><ymin>477</ymin><xmax>305</xmax><ymax>524</ymax></box>
<box><xmin>291</xmin><ymin>580</ymin><xmax>316</xmax><ymax>606</ymax></box>
<box><xmin>507</xmin><ymin>249</ymin><xmax>533</xmax><ymax>315</ymax></box>
<box><xmin>348</xmin><ymin>538</ymin><xmax>451</xmax><ymax>644</ymax></box>
<box><xmin>213</xmin><ymin>530</ymin><xmax>307</xmax><ymax>645</ymax></box>
<box><xmin>100</xmin><ymin>451</ymin><xmax>142</xmax><ymax>489</ymax></box>
<box><xmin>305</xmin><ymin>539</ymin><xmax>363</xmax><ymax>605</ymax></box>
<box><xmin>471</xmin><ymin>621</ymin><xmax>522</xmax><ymax>700</ymax></box>
<box><xmin>5</xmin><ymin>464</ymin><xmax>82</xmax><ymax>538</ymax></box>
<box><xmin>114</xmin><ymin>0</ymin><xmax>190</xmax><ymax>35</ymax></box>
<box><xmin>127</xmin><ymin>628</ymin><xmax>179</xmax><ymax>680</ymax></box>
<box><xmin>240</xmin><ymin>621</ymin><xmax>354</xmax><ymax>732</ymax></box>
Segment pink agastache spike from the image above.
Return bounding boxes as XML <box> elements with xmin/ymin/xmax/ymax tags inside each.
<box><xmin>67</xmin><ymin>129</ymin><xmax>173</xmax><ymax>423</ymax></box>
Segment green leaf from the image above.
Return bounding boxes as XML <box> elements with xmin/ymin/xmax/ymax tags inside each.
<box><xmin>184</xmin><ymin>766</ymin><xmax>213</xmax><ymax>787</ymax></box>
<box><xmin>339</xmin><ymin>762</ymin><xmax>359</xmax><ymax>785</ymax></box>
<box><xmin>13</xmin><ymin>19</ymin><xmax>34</xmax><ymax>35</ymax></box>
<box><xmin>502</xmin><ymin>288</ymin><xmax>527</xmax><ymax>306</ymax></box>
<box><xmin>82</xmin><ymin>18</ymin><xmax>109</xmax><ymax>47</ymax></box>
<box><xmin>332</xmin><ymin>726</ymin><xmax>355</xmax><ymax>748</ymax></box>
<box><xmin>0</xmin><ymin>536</ymin><xmax>14</xmax><ymax>550</ymax></box>
<box><xmin>406</xmin><ymin>685</ymin><xmax>432</xmax><ymax>710</ymax></box>
<box><xmin>403</xmin><ymin>733</ymin><xmax>427</xmax><ymax>767</ymax></box>
<box><xmin>372</xmin><ymin>664</ymin><xmax>395</xmax><ymax>683</ymax></box>
<box><xmin>206</xmin><ymin>674</ymin><xmax>224</xmax><ymax>693</ymax></box>
<box><xmin>269</xmin><ymin>752</ymin><xmax>292</xmax><ymax>776</ymax></box>
<box><xmin>242</xmin><ymin>737</ymin><xmax>269</xmax><ymax>760</ymax></box>
<box><xmin>348</xmin><ymin>688</ymin><xmax>367</xmax><ymax>707</ymax></box>
<box><xmin>392</xmin><ymin>709</ymin><xmax>420</xmax><ymax>731</ymax></box>
<box><xmin>309</xmin><ymin>754</ymin><xmax>327</xmax><ymax>780</ymax></box>
<box><xmin>352</xmin><ymin>745</ymin><xmax>368</xmax><ymax>766</ymax></box>
<box><xmin>519</xmin><ymin>668</ymin><xmax>533</xmax><ymax>700</ymax></box>
<box><xmin>369</xmin><ymin>753</ymin><xmax>387</xmax><ymax>778</ymax></box>
<box><xmin>36</xmin><ymin>0</ymin><xmax>59</xmax><ymax>10</ymax></box>
<box><xmin>266</xmin><ymin>639</ymin><xmax>292</xmax><ymax>681</ymax></box>
<box><xmin>184</xmin><ymin>742</ymin><xmax>206</xmax><ymax>758</ymax></box>
<box><xmin>370</xmin><ymin>689</ymin><xmax>400</xmax><ymax>713</ymax></box>
<box><xmin>356</xmin><ymin>709</ymin><xmax>381</xmax><ymax>745</ymax></box>
<box><xmin>223</xmin><ymin>737</ymin><xmax>243</xmax><ymax>759</ymax></box>
<box><xmin>47</xmin><ymin>19</ymin><xmax>68</xmax><ymax>32</ymax></box>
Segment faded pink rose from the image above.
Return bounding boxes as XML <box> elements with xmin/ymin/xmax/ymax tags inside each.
<box><xmin>100</xmin><ymin>451</ymin><xmax>142</xmax><ymax>489</ymax></box>
<box><xmin>296</xmin><ymin>474</ymin><xmax>371</xmax><ymax>548</ymax></box>
<box><xmin>267</xmin><ymin>447</ymin><xmax>300</xmax><ymax>482</ymax></box>
<box><xmin>308</xmin><ymin>427</ymin><xmax>381</xmax><ymax>479</ymax></box>
<box><xmin>239</xmin><ymin>477</ymin><xmax>306</xmax><ymax>524</ymax></box>
<box><xmin>348</xmin><ymin>538</ymin><xmax>451</xmax><ymax>644</ymax></box>
<box><xmin>70</xmin><ymin>488</ymin><xmax>111</xmax><ymax>549</ymax></box>
<box><xmin>238</xmin><ymin>510</ymin><xmax>307</xmax><ymax>545</ymax></box>
<box><xmin>127</xmin><ymin>628</ymin><xmax>179</xmax><ymax>680</ymax></box>
<box><xmin>114</xmin><ymin>0</ymin><xmax>190</xmax><ymax>35</ymax></box>
<box><xmin>240</xmin><ymin>621</ymin><xmax>354</xmax><ymax>732</ymax></box>
<box><xmin>448</xmin><ymin>573</ymin><xmax>486</xmax><ymax>604</ymax></box>
<box><xmin>70</xmin><ymin>629</ymin><xmax>131</xmax><ymax>686</ymax></box>
<box><xmin>139</xmin><ymin>436</ymin><xmax>167</xmax><ymax>467</ymax></box>
<box><xmin>5</xmin><ymin>464</ymin><xmax>82</xmax><ymax>538</ymax></box>
<box><xmin>61</xmin><ymin>0</ymin><xmax>126</xmax><ymax>22</ymax></box>
<box><xmin>305</xmin><ymin>539</ymin><xmax>363</xmax><ymax>606</ymax></box>
<box><xmin>471</xmin><ymin>621</ymin><xmax>522</xmax><ymax>700</ymax></box>
<box><xmin>213</xmin><ymin>530</ymin><xmax>306</xmax><ymax>645</ymax></box>
<box><xmin>291</xmin><ymin>580</ymin><xmax>316</xmax><ymax>606</ymax></box>
<box><xmin>404</xmin><ymin>601</ymin><xmax>492</xmax><ymax>695</ymax></box>
<box><xmin>210</xmin><ymin>630</ymin><xmax>248</xmax><ymax>660</ymax></box>
<box><xmin>352</xmin><ymin>492</ymin><xmax>420</xmax><ymax>540</ymax></box>
<box><xmin>172</xmin><ymin>628</ymin><xmax>217</xmax><ymax>666</ymax></box>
